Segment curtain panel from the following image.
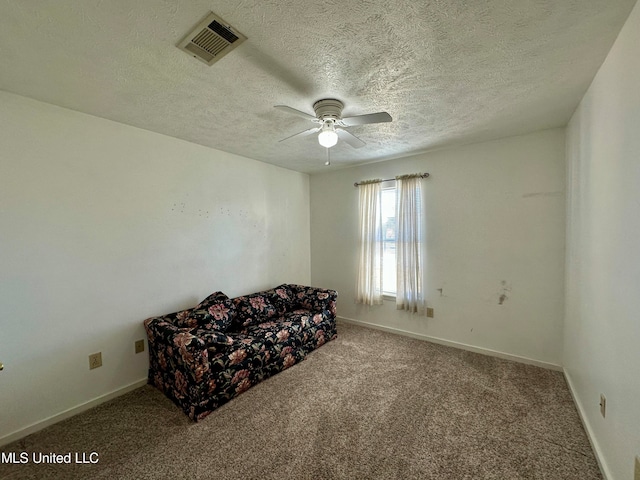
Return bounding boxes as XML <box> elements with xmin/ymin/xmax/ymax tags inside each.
<box><xmin>355</xmin><ymin>180</ymin><xmax>384</xmax><ymax>305</ymax></box>
<box><xmin>396</xmin><ymin>175</ymin><xmax>425</xmax><ymax>313</ymax></box>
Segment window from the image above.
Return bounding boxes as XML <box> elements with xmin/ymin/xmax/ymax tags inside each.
<box><xmin>381</xmin><ymin>184</ymin><xmax>397</xmax><ymax>296</ymax></box>
<box><xmin>356</xmin><ymin>174</ymin><xmax>424</xmax><ymax>312</ymax></box>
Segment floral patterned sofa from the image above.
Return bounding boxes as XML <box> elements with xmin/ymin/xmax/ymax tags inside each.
<box><xmin>144</xmin><ymin>284</ymin><xmax>337</xmax><ymax>421</ymax></box>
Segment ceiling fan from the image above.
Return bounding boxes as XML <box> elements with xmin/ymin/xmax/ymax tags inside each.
<box><xmin>274</xmin><ymin>99</ymin><xmax>392</xmax><ymax>149</ymax></box>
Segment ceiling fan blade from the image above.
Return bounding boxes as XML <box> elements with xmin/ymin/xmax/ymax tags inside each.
<box><xmin>341</xmin><ymin>111</ymin><xmax>392</xmax><ymax>126</ymax></box>
<box><xmin>336</xmin><ymin>128</ymin><xmax>366</xmax><ymax>148</ymax></box>
<box><xmin>279</xmin><ymin>127</ymin><xmax>320</xmax><ymax>142</ymax></box>
<box><xmin>274</xmin><ymin>105</ymin><xmax>318</xmax><ymax>121</ymax></box>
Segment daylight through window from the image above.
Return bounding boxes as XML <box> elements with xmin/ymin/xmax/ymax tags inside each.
<box><xmin>381</xmin><ymin>185</ymin><xmax>396</xmax><ymax>296</ymax></box>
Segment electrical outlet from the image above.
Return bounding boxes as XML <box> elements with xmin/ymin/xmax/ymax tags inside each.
<box><xmin>89</xmin><ymin>352</ymin><xmax>102</xmax><ymax>370</ymax></box>
<box><xmin>135</xmin><ymin>339</ymin><xmax>145</xmax><ymax>354</ymax></box>
<box><xmin>634</xmin><ymin>455</ymin><xmax>640</xmax><ymax>480</ymax></box>
<box><xmin>599</xmin><ymin>394</ymin><xmax>606</xmax><ymax>418</ymax></box>
<box><xmin>426</xmin><ymin>307</ymin><xmax>434</xmax><ymax>318</ymax></box>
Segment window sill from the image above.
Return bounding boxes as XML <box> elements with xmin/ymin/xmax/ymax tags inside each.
<box><xmin>382</xmin><ymin>294</ymin><xmax>396</xmax><ymax>301</ymax></box>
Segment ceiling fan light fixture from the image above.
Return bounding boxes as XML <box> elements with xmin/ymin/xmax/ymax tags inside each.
<box><xmin>318</xmin><ymin>121</ymin><xmax>338</xmax><ymax>148</ymax></box>
<box><xmin>275</xmin><ymin>98</ymin><xmax>391</xmax><ymax>150</ymax></box>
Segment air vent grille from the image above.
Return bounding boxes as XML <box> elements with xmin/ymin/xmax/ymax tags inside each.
<box><xmin>178</xmin><ymin>12</ymin><xmax>246</xmax><ymax>66</ymax></box>
<box><xmin>208</xmin><ymin>20</ymin><xmax>239</xmax><ymax>43</ymax></box>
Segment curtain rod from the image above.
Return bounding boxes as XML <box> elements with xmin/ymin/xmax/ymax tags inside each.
<box><xmin>353</xmin><ymin>173</ymin><xmax>429</xmax><ymax>187</ymax></box>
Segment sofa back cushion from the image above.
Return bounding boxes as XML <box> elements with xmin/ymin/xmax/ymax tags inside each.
<box><xmin>197</xmin><ymin>291</ymin><xmax>230</xmax><ymax>309</ymax></box>
<box><xmin>269</xmin><ymin>284</ymin><xmax>295</xmax><ymax>315</ymax></box>
<box><xmin>198</xmin><ymin>298</ymin><xmax>236</xmax><ymax>332</ymax></box>
<box><xmin>287</xmin><ymin>284</ymin><xmax>337</xmax><ymax>313</ymax></box>
<box><xmin>232</xmin><ymin>292</ymin><xmax>279</xmax><ymax>328</ymax></box>
<box><xmin>175</xmin><ymin>291</ymin><xmax>235</xmax><ymax>332</ymax></box>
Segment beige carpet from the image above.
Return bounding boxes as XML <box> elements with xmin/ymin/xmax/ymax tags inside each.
<box><xmin>1</xmin><ymin>321</ymin><xmax>601</xmax><ymax>479</ymax></box>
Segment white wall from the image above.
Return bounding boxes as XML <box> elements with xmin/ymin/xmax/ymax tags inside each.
<box><xmin>310</xmin><ymin>129</ymin><xmax>566</xmax><ymax>366</ymax></box>
<box><xmin>0</xmin><ymin>91</ymin><xmax>310</xmax><ymax>442</ymax></box>
<box><xmin>564</xmin><ymin>2</ymin><xmax>640</xmax><ymax>478</ymax></box>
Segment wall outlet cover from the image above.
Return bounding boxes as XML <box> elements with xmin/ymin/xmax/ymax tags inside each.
<box><xmin>89</xmin><ymin>352</ymin><xmax>102</xmax><ymax>370</ymax></box>
<box><xmin>426</xmin><ymin>307</ymin><xmax>434</xmax><ymax>318</ymax></box>
<box><xmin>599</xmin><ymin>394</ymin><xmax>606</xmax><ymax>418</ymax></box>
<box><xmin>135</xmin><ymin>339</ymin><xmax>145</xmax><ymax>354</ymax></box>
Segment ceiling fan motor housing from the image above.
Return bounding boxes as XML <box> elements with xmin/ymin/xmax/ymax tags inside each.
<box><xmin>313</xmin><ymin>99</ymin><xmax>344</xmax><ymax>121</ymax></box>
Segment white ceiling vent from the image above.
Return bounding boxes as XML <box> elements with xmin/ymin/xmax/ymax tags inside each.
<box><xmin>178</xmin><ymin>12</ymin><xmax>247</xmax><ymax>66</ymax></box>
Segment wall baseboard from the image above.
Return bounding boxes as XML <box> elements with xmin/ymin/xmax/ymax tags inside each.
<box><xmin>563</xmin><ymin>370</ymin><xmax>611</xmax><ymax>480</ymax></box>
<box><xmin>0</xmin><ymin>378</ymin><xmax>148</xmax><ymax>447</ymax></box>
<box><xmin>338</xmin><ymin>316</ymin><xmax>563</xmax><ymax>371</ymax></box>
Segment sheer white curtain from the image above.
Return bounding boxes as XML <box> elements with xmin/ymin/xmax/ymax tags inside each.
<box><xmin>356</xmin><ymin>180</ymin><xmax>384</xmax><ymax>305</ymax></box>
<box><xmin>396</xmin><ymin>175</ymin><xmax>425</xmax><ymax>313</ymax></box>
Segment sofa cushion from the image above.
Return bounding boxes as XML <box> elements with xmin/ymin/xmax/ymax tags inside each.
<box><xmin>197</xmin><ymin>291</ymin><xmax>229</xmax><ymax>309</ymax></box>
<box><xmin>288</xmin><ymin>285</ymin><xmax>337</xmax><ymax>313</ymax></box>
<box><xmin>197</xmin><ymin>299</ymin><xmax>235</xmax><ymax>332</ymax></box>
<box><xmin>232</xmin><ymin>293</ymin><xmax>278</xmax><ymax>328</ymax></box>
<box><xmin>172</xmin><ymin>309</ymin><xmax>198</xmax><ymax>329</ymax></box>
<box><xmin>268</xmin><ymin>284</ymin><xmax>295</xmax><ymax>315</ymax></box>
<box><xmin>245</xmin><ymin>320</ymin><xmax>304</xmax><ymax>347</ymax></box>
<box><xmin>174</xmin><ymin>292</ymin><xmax>235</xmax><ymax>332</ymax></box>
<box><xmin>208</xmin><ymin>333</ymin><xmax>270</xmax><ymax>375</ymax></box>
<box><xmin>191</xmin><ymin>328</ymin><xmax>234</xmax><ymax>350</ymax></box>
<box><xmin>286</xmin><ymin>310</ymin><xmax>327</xmax><ymax>328</ymax></box>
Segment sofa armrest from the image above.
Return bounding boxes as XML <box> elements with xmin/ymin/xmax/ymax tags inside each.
<box><xmin>287</xmin><ymin>285</ymin><xmax>338</xmax><ymax>317</ymax></box>
<box><xmin>144</xmin><ymin>316</ymin><xmax>210</xmax><ymax>381</ymax></box>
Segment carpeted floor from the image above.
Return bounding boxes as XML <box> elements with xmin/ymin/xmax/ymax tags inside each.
<box><xmin>1</xmin><ymin>321</ymin><xmax>601</xmax><ymax>480</ymax></box>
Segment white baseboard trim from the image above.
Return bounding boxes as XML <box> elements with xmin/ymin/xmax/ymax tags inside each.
<box><xmin>338</xmin><ymin>316</ymin><xmax>563</xmax><ymax>371</ymax></box>
<box><xmin>563</xmin><ymin>370</ymin><xmax>610</xmax><ymax>480</ymax></box>
<box><xmin>0</xmin><ymin>378</ymin><xmax>148</xmax><ymax>447</ymax></box>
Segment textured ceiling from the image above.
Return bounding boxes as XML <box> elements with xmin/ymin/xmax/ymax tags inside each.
<box><xmin>0</xmin><ymin>0</ymin><xmax>636</xmax><ymax>173</ymax></box>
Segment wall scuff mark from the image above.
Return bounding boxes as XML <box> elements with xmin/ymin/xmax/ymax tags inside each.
<box><xmin>522</xmin><ymin>191</ymin><xmax>563</xmax><ymax>198</ymax></box>
<box><xmin>498</xmin><ymin>280</ymin><xmax>512</xmax><ymax>305</ymax></box>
